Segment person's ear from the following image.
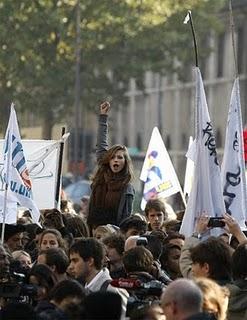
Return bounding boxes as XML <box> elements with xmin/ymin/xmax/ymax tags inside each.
<box><xmin>202</xmin><ymin>262</ymin><xmax>210</xmax><ymax>276</ymax></box>
<box><xmin>87</xmin><ymin>257</ymin><xmax>95</xmax><ymax>268</ymax></box>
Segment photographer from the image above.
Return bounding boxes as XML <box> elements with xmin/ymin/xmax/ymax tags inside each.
<box><xmin>0</xmin><ymin>245</ymin><xmax>10</xmax><ymax>308</ymax></box>
<box><xmin>121</xmin><ymin>246</ymin><xmax>165</xmax><ymax>317</ymax></box>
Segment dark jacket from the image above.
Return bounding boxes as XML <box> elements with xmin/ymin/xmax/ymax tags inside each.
<box><xmin>185</xmin><ymin>313</ymin><xmax>216</xmax><ymax>320</ymax></box>
<box><xmin>35</xmin><ymin>300</ymin><xmax>68</xmax><ymax>320</ymax></box>
<box><xmin>227</xmin><ymin>280</ymin><xmax>247</xmax><ymax>320</ymax></box>
<box><xmin>88</xmin><ymin>114</ymin><xmax>135</xmax><ymax>226</ymax></box>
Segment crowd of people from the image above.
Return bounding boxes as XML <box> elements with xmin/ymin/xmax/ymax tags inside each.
<box><xmin>0</xmin><ymin>101</ymin><xmax>247</xmax><ymax>320</ymax></box>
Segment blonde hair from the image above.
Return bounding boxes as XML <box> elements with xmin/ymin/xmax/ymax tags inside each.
<box><xmin>195</xmin><ymin>277</ymin><xmax>229</xmax><ymax>320</ymax></box>
<box><xmin>12</xmin><ymin>250</ymin><xmax>31</xmax><ymax>261</ymax></box>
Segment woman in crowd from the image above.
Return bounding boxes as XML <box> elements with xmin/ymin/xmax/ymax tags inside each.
<box><xmin>195</xmin><ymin>277</ymin><xmax>229</xmax><ymax>320</ymax></box>
<box><xmin>39</xmin><ymin>229</ymin><xmax>66</xmax><ymax>252</ymax></box>
<box><xmin>87</xmin><ymin>101</ymin><xmax>135</xmax><ymax>229</ymax></box>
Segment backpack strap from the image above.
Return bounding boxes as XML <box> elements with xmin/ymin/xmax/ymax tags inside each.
<box><xmin>100</xmin><ymin>279</ymin><xmax>112</xmax><ymax>292</ymax></box>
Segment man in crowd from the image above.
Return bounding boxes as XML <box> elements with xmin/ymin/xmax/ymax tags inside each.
<box><xmin>69</xmin><ymin>237</ymin><xmax>128</xmax><ymax>317</ymax></box>
<box><xmin>119</xmin><ymin>216</ymin><xmax>147</xmax><ymax>238</ymax></box>
<box><xmin>0</xmin><ymin>224</ymin><xmax>25</xmax><ymax>252</ymax></box>
<box><xmin>102</xmin><ymin>234</ymin><xmax>126</xmax><ymax>278</ymax></box>
<box><xmin>37</xmin><ymin>247</ymin><xmax>69</xmax><ymax>282</ymax></box>
<box><xmin>161</xmin><ymin>279</ymin><xmax>210</xmax><ymax>320</ymax></box>
<box><xmin>144</xmin><ymin>199</ymin><xmax>167</xmax><ymax>231</ymax></box>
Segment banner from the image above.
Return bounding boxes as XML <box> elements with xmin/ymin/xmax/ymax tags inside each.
<box><xmin>180</xmin><ymin>68</ymin><xmax>225</xmax><ymax>237</ymax></box>
<box><xmin>0</xmin><ymin>139</ymin><xmax>62</xmax><ymax>210</ymax></box>
<box><xmin>140</xmin><ymin>127</ymin><xmax>181</xmax><ymax>210</ymax></box>
<box><xmin>221</xmin><ymin>78</ymin><xmax>247</xmax><ymax>229</ymax></box>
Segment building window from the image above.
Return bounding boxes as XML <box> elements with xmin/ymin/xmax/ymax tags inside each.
<box><xmin>237</xmin><ymin>27</ymin><xmax>244</xmax><ymax>74</ymax></box>
<box><xmin>217</xmin><ymin>33</ymin><xmax>225</xmax><ymax>78</ymax></box>
<box><xmin>136</xmin><ymin>133</ymin><xmax>142</xmax><ymax>151</ymax></box>
<box><xmin>124</xmin><ymin>136</ymin><xmax>129</xmax><ymax>147</ymax></box>
<box><xmin>166</xmin><ymin>135</ymin><xmax>171</xmax><ymax>150</ymax></box>
<box><xmin>216</xmin><ymin>128</ymin><xmax>222</xmax><ymax>148</ymax></box>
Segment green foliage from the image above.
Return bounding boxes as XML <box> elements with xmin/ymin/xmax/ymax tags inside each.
<box><xmin>0</xmin><ymin>0</ymin><xmax>227</xmax><ymax>136</ymax></box>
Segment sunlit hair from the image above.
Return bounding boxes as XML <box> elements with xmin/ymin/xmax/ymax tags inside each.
<box><xmin>91</xmin><ymin>144</ymin><xmax>134</xmax><ymax>187</ymax></box>
<box><xmin>195</xmin><ymin>277</ymin><xmax>229</xmax><ymax>320</ymax></box>
<box><xmin>39</xmin><ymin>228</ymin><xmax>65</xmax><ymax>251</ymax></box>
<box><xmin>12</xmin><ymin>250</ymin><xmax>31</xmax><ymax>264</ymax></box>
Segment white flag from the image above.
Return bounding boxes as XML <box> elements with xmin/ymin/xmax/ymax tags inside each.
<box><xmin>140</xmin><ymin>127</ymin><xmax>181</xmax><ymax>210</ymax></box>
<box><xmin>221</xmin><ymin>78</ymin><xmax>247</xmax><ymax>229</ymax></box>
<box><xmin>2</xmin><ymin>104</ymin><xmax>40</xmax><ymax>223</ymax></box>
<box><xmin>183</xmin><ymin>136</ymin><xmax>195</xmax><ymax>196</ymax></box>
<box><xmin>180</xmin><ymin>68</ymin><xmax>225</xmax><ymax>237</ymax></box>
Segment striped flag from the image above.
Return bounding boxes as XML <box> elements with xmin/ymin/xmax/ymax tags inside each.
<box><xmin>2</xmin><ymin>104</ymin><xmax>40</xmax><ymax>223</ymax></box>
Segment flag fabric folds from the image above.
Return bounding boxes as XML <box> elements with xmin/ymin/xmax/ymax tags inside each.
<box><xmin>180</xmin><ymin>68</ymin><xmax>226</xmax><ymax>237</ymax></box>
<box><xmin>183</xmin><ymin>136</ymin><xmax>195</xmax><ymax>197</ymax></box>
<box><xmin>221</xmin><ymin>78</ymin><xmax>247</xmax><ymax>229</ymax></box>
<box><xmin>2</xmin><ymin>104</ymin><xmax>40</xmax><ymax>223</ymax></box>
<box><xmin>140</xmin><ymin>127</ymin><xmax>181</xmax><ymax>210</ymax></box>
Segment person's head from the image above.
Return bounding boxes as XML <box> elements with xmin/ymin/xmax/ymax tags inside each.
<box><xmin>80</xmin><ymin>195</ymin><xmax>90</xmax><ymax>216</ymax></box>
<box><xmin>27</xmin><ymin>263</ymin><xmax>58</xmax><ymax>301</ymax></box>
<box><xmin>161</xmin><ymin>279</ymin><xmax>203</xmax><ymax>320</ymax></box>
<box><xmin>120</xmin><ymin>217</ymin><xmax>147</xmax><ymax>238</ymax></box>
<box><xmin>231</xmin><ymin>243</ymin><xmax>247</xmax><ymax>280</ymax></box>
<box><xmin>145</xmin><ymin>235</ymin><xmax>163</xmax><ymax>261</ymax></box>
<box><xmin>195</xmin><ymin>277</ymin><xmax>229</xmax><ymax>320</ymax></box>
<box><xmin>92</xmin><ymin>144</ymin><xmax>133</xmax><ymax>187</ymax></box>
<box><xmin>93</xmin><ymin>224</ymin><xmax>117</xmax><ymax>241</ymax></box>
<box><xmin>105</xmin><ymin>144</ymin><xmax>132</xmax><ymax>174</ymax></box>
<box><xmin>1</xmin><ymin>224</ymin><xmax>26</xmax><ymax>252</ymax></box>
<box><xmin>37</xmin><ymin>247</ymin><xmax>69</xmax><ymax>275</ymax></box>
<box><xmin>66</xmin><ymin>215</ymin><xmax>89</xmax><ymax>238</ymax></box>
<box><xmin>164</xmin><ymin>231</ymin><xmax>185</xmax><ymax>248</ymax></box>
<box><xmin>39</xmin><ymin>228</ymin><xmax>65</xmax><ymax>251</ymax></box>
<box><xmin>160</xmin><ymin>244</ymin><xmax>181</xmax><ymax>279</ymax></box>
<box><xmin>124</xmin><ymin>235</ymin><xmax>140</xmax><ymax>251</ymax></box>
<box><xmin>0</xmin><ymin>244</ymin><xmax>10</xmax><ymax>279</ymax></box>
<box><xmin>103</xmin><ymin>234</ymin><xmax>125</xmax><ymax>268</ymax></box>
<box><xmin>12</xmin><ymin>250</ymin><xmax>32</xmax><ymax>269</ymax></box>
<box><xmin>50</xmin><ymin>279</ymin><xmax>85</xmax><ymax>312</ymax></box>
<box><xmin>69</xmin><ymin>238</ymin><xmax>104</xmax><ymax>281</ymax></box>
<box><xmin>163</xmin><ymin>220</ymin><xmax>181</xmax><ymax>233</ymax></box>
<box><xmin>145</xmin><ymin>199</ymin><xmax>167</xmax><ymax>231</ymax></box>
<box><xmin>190</xmin><ymin>237</ymin><xmax>232</xmax><ymax>281</ymax></box>
<box><xmin>123</xmin><ymin>246</ymin><xmax>153</xmax><ymax>274</ymax></box>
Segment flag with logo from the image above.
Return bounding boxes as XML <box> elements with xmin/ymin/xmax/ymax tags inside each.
<box><xmin>221</xmin><ymin>78</ymin><xmax>247</xmax><ymax>229</ymax></box>
<box><xmin>180</xmin><ymin>68</ymin><xmax>225</xmax><ymax>237</ymax></box>
<box><xmin>2</xmin><ymin>104</ymin><xmax>40</xmax><ymax>223</ymax></box>
<box><xmin>140</xmin><ymin>127</ymin><xmax>182</xmax><ymax>210</ymax></box>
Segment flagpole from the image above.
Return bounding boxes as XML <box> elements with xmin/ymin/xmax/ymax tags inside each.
<box><xmin>229</xmin><ymin>0</ymin><xmax>238</xmax><ymax>78</ymax></box>
<box><xmin>1</xmin><ymin>105</ymin><xmax>13</xmax><ymax>244</ymax></box>
<box><xmin>55</xmin><ymin>127</ymin><xmax>66</xmax><ymax>208</ymax></box>
<box><xmin>184</xmin><ymin>10</ymin><xmax>199</xmax><ymax>67</ymax></box>
<box><xmin>1</xmin><ymin>185</ymin><xmax>9</xmax><ymax>244</ymax></box>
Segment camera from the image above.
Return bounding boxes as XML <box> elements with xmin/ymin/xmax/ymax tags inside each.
<box><xmin>207</xmin><ymin>217</ymin><xmax>225</xmax><ymax>228</ymax></box>
<box><xmin>136</xmin><ymin>237</ymin><xmax>148</xmax><ymax>247</ymax></box>
<box><xmin>111</xmin><ymin>278</ymin><xmax>165</xmax><ymax>317</ymax></box>
<box><xmin>0</xmin><ymin>261</ymin><xmax>38</xmax><ymax>302</ymax></box>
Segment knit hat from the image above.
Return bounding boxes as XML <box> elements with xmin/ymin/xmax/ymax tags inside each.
<box><xmin>0</xmin><ymin>224</ymin><xmax>26</xmax><ymax>241</ymax></box>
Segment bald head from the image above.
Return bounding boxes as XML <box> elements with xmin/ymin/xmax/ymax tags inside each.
<box><xmin>124</xmin><ymin>235</ymin><xmax>139</xmax><ymax>252</ymax></box>
<box><xmin>161</xmin><ymin>279</ymin><xmax>202</xmax><ymax>320</ymax></box>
